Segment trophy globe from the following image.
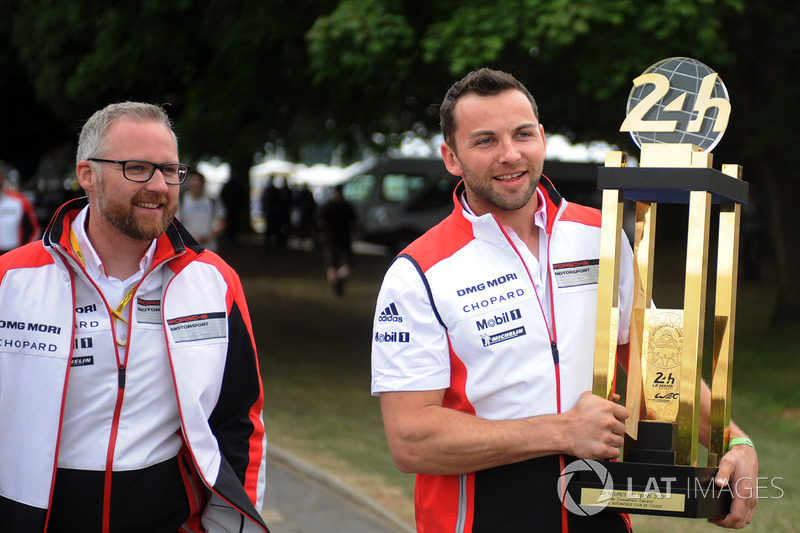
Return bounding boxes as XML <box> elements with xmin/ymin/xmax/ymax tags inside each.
<box><xmin>625</xmin><ymin>57</ymin><xmax>730</xmax><ymax>152</ymax></box>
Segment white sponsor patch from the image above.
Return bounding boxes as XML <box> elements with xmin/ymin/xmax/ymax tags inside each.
<box><xmin>167</xmin><ymin>312</ymin><xmax>227</xmax><ymax>342</ymax></box>
<box><xmin>553</xmin><ymin>259</ymin><xmax>599</xmax><ymax>288</ymax></box>
<box><xmin>136</xmin><ymin>298</ymin><xmax>162</xmax><ymax>324</ymax></box>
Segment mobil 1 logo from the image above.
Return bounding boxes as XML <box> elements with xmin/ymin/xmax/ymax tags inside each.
<box><xmin>476</xmin><ymin>308</ymin><xmax>522</xmax><ymax>331</ymax></box>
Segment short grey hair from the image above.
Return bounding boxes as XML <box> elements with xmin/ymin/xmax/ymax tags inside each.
<box><xmin>76</xmin><ymin>102</ymin><xmax>178</xmax><ymax>164</ymax></box>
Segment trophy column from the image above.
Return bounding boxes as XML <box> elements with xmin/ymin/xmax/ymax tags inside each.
<box><xmin>709</xmin><ymin>164</ymin><xmax>743</xmax><ymax>467</ymax></box>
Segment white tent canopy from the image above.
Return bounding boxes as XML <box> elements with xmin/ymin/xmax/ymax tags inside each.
<box><xmin>289</xmin><ymin>158</ymin><xmax>377</xmax><ymax>189</ymax></box>
<box><xmin>249</xmin><ymin>159</ymin><xmax>303</xmax><ymax>184</ymax></box>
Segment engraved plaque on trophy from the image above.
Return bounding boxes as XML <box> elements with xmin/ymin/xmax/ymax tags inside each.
<box><xmin>569</xmin><ymin>57</ymin><xmax>747</xmax><ymax>518</ymax></box>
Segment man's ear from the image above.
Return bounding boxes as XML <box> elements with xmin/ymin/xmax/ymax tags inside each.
<box><xmin>75</xmin><ymin>161</ymin><xmax>96</xmax><ymax>192</ymax></box>
<box><xmin>440</xmin><ymin>143</ymin><xmax>463</xmax><ymax>177</ymax></box>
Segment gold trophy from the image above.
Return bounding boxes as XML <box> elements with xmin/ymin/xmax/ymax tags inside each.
<box><xmin>571</xmin><ymin>58</ymin><xmax>747</xmax><ymax>518</ymax></box>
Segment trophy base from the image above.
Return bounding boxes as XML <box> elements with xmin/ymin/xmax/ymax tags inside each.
<box><xmin>569</xmin><ymin>460</ymin><xmax>732</xmax><ymax>518</ymax></box>
<box><xmin>568</xmin><ymin>421</ymin><xmax>731</xmax><ymax>518</ymax></box>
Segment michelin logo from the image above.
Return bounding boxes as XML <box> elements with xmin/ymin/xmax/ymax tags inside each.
<box><xmin>480</xmin><ymin>326</ymin><xmax>526</xmax><ymax>347</ymax></box>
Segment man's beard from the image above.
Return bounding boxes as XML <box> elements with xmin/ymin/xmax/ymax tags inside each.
<box><xmin>96</xmin><ymin>178</ymin><xmax>176</xmax><ymax>241</ymax></box>
<box><xmin>460</xmin><ymin>160</ymin><xmax>542</xmax><ymax>212</ymax></box>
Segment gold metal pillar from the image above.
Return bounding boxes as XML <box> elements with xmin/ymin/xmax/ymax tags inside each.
<box><xmin>626</xmin><ymin>199</ymin><xmax>657</xmax><ymax>438</ymax></box>
<box><xmin>676</xmin><ymin>190</ymin><xmax>712</xmax><ymax>466</ymax></box>
<box><xmin>593</xmin><ymin>151</ymin><xmax>626</xmax><ymax>401</ymax></box>
<box><xmin>708</xmin><ymin>164</ymin><xmax>743</xmax><ymax>466</ymax></box>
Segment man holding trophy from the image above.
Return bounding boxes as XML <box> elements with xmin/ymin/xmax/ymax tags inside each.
<box><xmin>371</xmin><ymin>65</ymin><xmax>757</xmax><ymax>532</ymax></box>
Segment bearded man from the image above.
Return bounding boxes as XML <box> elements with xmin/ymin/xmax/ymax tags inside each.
<box><xmin>0</xmin><ymin>102</ymin><xmax>270</xmax><ymax>533</ymax></box>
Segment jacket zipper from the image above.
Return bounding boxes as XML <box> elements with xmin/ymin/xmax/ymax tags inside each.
<box><xmin>102</xmin><ymin>361</ymin><xmax>126</xmax><ymax>533</ymax></box>
<box><xmin>82</xmin><ymin>272</ymin><xmax>139</xmax><ymax>533</ymax></box>
<box><xmin>101</xmin><ymin>292</ymin><xmax>136</xmax><ymax>533</ymax></box>
<box><xmin>493</xmin><ymin>212</ymin><xmax>571</xmax><ymax>532</ymax></box>
<box><xmin>55</xmin><ymin>245</ymin><xmax>132</xmax><ymax>533</ymax></box>
<box><xmin>491</xmin><ymin>214</ymin><xmax>561</xmax><ymax>407</ymax></box>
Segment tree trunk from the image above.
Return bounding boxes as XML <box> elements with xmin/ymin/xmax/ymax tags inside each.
<box><xmin>763</xmin><ymin>161</ymin><xmax>800</xmax><ymax>326</ymax></box>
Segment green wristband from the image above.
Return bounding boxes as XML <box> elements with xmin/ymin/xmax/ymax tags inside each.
<box><xmin>726</xmin><ymin>437</ymin><xmax>755</xmax><ymax>452</ymax></box>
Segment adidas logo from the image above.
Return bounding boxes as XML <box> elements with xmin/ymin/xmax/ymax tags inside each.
<box><xmin>378</xmin><ymin>302</ymin><xmax>403</xmax><ymax>323</ymax></box>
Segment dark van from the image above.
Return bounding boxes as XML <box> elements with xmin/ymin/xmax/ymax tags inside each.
<box><xmin>340</xmin><ymin>157</ymin><xmax>458</xmax><ymax>253</ymax></box>
<box><xmin>341</xmin><ymin>156</ymin><xmax>601</xmax><ymax>253</ymax></box>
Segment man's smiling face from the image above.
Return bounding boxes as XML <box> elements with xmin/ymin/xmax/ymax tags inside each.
<box><xmin>91</xmin><ymin>119</ymin><xmax>180</xmax><ymax>241</ymax></box>
<box><xmin>441</xmin><ymin>89</ymin><xmax>547</xmax><ymax>216</ymax></box>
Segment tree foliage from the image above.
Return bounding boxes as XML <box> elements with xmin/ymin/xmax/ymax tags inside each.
<box><xmin>1</xmin><ymin>0</ymin><xmax>336</xmax><ymax>173</ymax></box>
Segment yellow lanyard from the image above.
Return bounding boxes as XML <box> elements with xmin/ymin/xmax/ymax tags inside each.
<box><xmin>69</xmin><ymin>227</ymin><xmax>137</xmax><ymax>329</ymax></box>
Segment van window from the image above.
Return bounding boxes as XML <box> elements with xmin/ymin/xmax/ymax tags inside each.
<box><xmin>343</xmin><ymin>174</ymin><xmax>376</xmax><ymax>204</ymax></box>
<box><xmin>407</xmin><ymin>178</ymin><xmax>456</xmax><ymax>211</ymax></box>
<box><xmin>382</xmin><ymin>173</ymin><xmax>427</xmax><ymax>203</ymax></box>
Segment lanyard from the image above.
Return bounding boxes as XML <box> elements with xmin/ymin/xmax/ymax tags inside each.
<box><xmin>69</xmin><ymin>226</ymin><xmax>137</xmax><ymax>330</ymax></box>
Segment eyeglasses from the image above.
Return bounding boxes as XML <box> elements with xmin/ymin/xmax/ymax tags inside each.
<box><xmin>88</xmin><ymin>158</ymin><xmax>190</xmax><ymax>185</ymax></box>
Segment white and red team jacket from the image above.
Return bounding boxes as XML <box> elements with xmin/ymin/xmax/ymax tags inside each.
<box><xmin>372</xmin><ymin>179</ymin><xmax>635</xmax><ymax>533</ymax></box>
<box><xmin>0</xmin><ymin>197</ymin><xmax>268</xmax><ymax>533</ymax></box>
<box><xmin>0</xmin><ymin>187</ymin><xmax>39</xmax><ymax>252</ymax></box>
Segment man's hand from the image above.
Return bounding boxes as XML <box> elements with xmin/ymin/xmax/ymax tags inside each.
<box><xmin>709</xmin><ymin>442</ymin><xmax>758</xmax><ymax>529</ymax></box>
<box><xmin>564</xmin><ymin>391</ymin><xmax>629</xmax><ymax>460</ymax></box>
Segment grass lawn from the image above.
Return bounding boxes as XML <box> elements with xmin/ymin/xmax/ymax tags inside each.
<box><xmin>224</xmin><ymin>239</ymin><xmax>800</xmax><ymax>532</ymax></box>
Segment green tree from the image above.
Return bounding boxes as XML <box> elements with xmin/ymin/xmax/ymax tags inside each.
<box><xmin>1</xmin><ymin>0</ymin><xmax>334</xmax><ymax>179</ymax></box>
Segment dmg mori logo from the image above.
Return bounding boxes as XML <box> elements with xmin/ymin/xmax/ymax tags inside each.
<box><xmin>621</xmin><ymin>57</ymin><xmax>730</xmax><ymax>152</ymax></box>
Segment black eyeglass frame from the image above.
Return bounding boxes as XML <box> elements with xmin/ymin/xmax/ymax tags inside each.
<box><xmin>87</xmin><ymin>158</ymin><xmax>191</xmax><ymax>185</ymax></box>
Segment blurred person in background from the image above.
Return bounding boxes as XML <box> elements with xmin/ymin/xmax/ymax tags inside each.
<box><xmin>0</xmin><ymin>164</ymin><xmax>40</xmax><ymax>254</ymax></box>
<box><xmin>178</xmin><ymin>170</ymin><xmax>226</xmax><ymax>253</ymax></box>
<box><xmin>260</xmin><ymin>177</ymin><xmax>292</xmax><ymax>250</ymax></box>
<box><xmin>219</xmin><ymin>176</ymin><xmax>246</xmax><ymax>246</ymax></box>
<box><xmin>291</xmin><ymin>182</ymin><xmax>317</xmax><ymax>249</ymax></box>
<box><xmin>0</xmin><ymin>102</ymin><xmax>269</xmax><ymax>533</ymax></box>
<box><xmin>317</xmin><ymin>184</ymin><xmax>357</xmax><ymax>296</ymax></box>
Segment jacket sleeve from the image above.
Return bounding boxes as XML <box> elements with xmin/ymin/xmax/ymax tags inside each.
<box><xmin>204</xmin><ymin>263</ymin><xmax>268</xmax><ymax>532</ymax></box>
